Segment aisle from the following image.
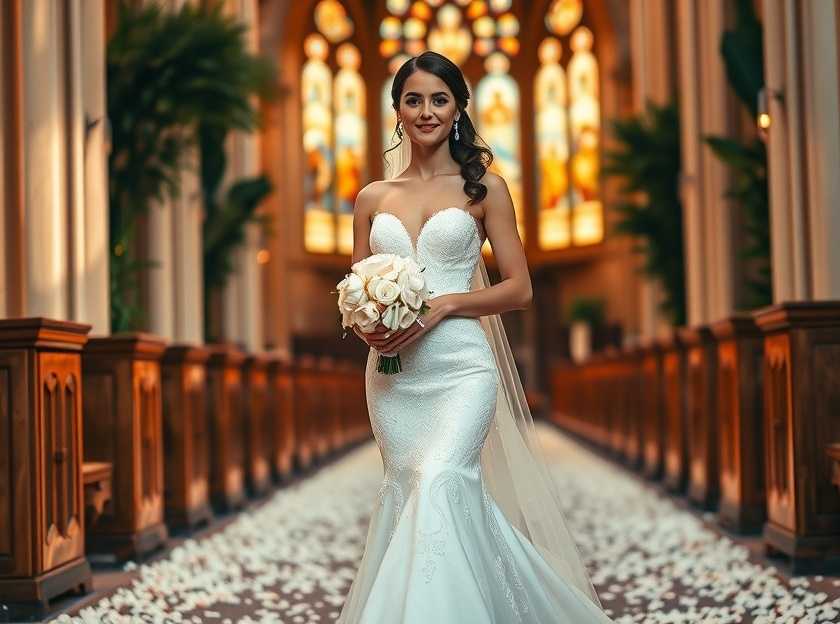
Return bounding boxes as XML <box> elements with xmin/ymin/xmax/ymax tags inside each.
<box><xmin>55</xmin><ymin>425</ymin><xmax>840</xmax><ymax>624</ymax></box>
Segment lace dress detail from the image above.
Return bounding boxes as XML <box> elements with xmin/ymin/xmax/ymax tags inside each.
<box><xmin>337</xmin><ymin>207</ymin><xmax>614</xmax><ymax>624</ymax></box>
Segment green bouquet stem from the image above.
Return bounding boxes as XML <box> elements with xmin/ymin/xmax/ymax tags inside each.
<box><xmin>377</xmin><ymin>353</ymin><xmax>402</xmax><ymax>375</ymax></box>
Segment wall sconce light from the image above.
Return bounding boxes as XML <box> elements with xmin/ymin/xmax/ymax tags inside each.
<box><xmin>757</xmin><ymin>87</ymin><xmax>783</xmax><ymax>141</ymax></box>
<box><xmin>757</xmin><ymin>88</ymin><xmax>771</xmax><ymax>131</ymax></box>
<box><xmin>257</xmin><ymin>249</ymin><xmax>271</xmax><ymax>265</ymax></box>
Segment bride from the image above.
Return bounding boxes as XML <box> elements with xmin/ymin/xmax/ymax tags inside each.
<box><xmin>339</xmin><ymin>51</ymin><xmax>614</xmax><ymax>623</ymax></box>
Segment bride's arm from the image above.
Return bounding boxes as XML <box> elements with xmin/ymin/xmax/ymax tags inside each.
<box><xmin>444</xmin><ymin>173</ymin><xmax>532</xmax><ymax>317</ymax></box>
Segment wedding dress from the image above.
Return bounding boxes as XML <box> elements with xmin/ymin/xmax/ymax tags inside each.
<box><xmin>336</xmin><ymin>206</ymin><xmax>614</xmax><ymax>623</ymax></box>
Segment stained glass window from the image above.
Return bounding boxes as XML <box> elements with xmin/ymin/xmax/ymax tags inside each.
<box><xmin>476</xmin><ymin>53</ymin><xmax>524</xmax><ymax>241</ymax></box>
<box><xmin>302</xmin><ymin>0</ymin><xmax>367</xmax><ymax>254</ymax></box>
<box><xmin>302</xmin><ymin>1</ymin><xmax>603</xmax><ymax>256</ymax></box>
<box><xmin>536</xmin><ymin>0</ymin><xmax>603</xmax><ymax>249</ymax></box>
<box><xmin>378</xmin><ymin>1</ymin><xmax>523</xmax><ymax>253</ymax></box>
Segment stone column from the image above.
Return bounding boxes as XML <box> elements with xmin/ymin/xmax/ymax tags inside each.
<box><xmin>221</xmin><ymin>0</ymin><xmax>264</xmax><ymax>352</ymax></box>
<box><xmin>761</xmin><ymin>0</ymin><xmax>810</xmax><ymax>301</ymax></box>
<box><xmin>21</xmin><ymin>0</ymin><xmax>69</xmax><ymax>320</ymax></box>
<box><xmin>675</xmin><ymin>0</ymin><xmax>741</xmax><ymax>325</ymax></box>
<box><xmin>1</xmin><ymin>1</ymin><xmax>109</xmax><ymax>330</ymax></box>
<box><xmin>143</xmin><ymin>0</ymin><xmax>204</xmax><ymax>343</ymax></box>
<box><xmin>762</xmin><ymin>0</ymin><xmax>840</xmax><ymax>301</ymax></box>
<box><xmin>799</xmin><ymin>1</ymin><xmax>840</xmax><ymax>299</ymax></box>
<box><xmin>66</xmin><ymin>0</ymin><xmax>110</xmax><ymax>335</ymax></box>
<box><xmin>629</xmin><ymin>0</ymin><xmax>677</xmax><ymax>338</ymax></box>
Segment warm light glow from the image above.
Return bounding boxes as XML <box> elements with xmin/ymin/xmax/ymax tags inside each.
<box><xmin>314</xmin><ymin>0</ymin><xmax>353</xmax><ymax>43</ymax></box>
<box><xmin>545</xmin><ymin>0</ymin><xmax>582</xmax><ymax>36</ymax></box>
<box><xmin>758</xmin><ymin>112</ymin><xmax>771</xmax><ymax>129</ymax></box>
<box><xmin>257</xmin><ymin>249</ymin><xmax>270</xmax><ymax>265</ymax></box>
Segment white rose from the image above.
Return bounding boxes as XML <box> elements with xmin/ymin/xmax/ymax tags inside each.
<box><xmin>380</xmin><ymin>256</ymin><xmax>407</xmax><ymax>282</ymax></box>
<box><xmin>381</xmin><ymin>303</ymin><xmax>403</xmax><ymax>331</ymax></box>
<box><xmin>397</xmin><ymin>266</ymin><xmax>427</xmax><ymax>308</ymax></box>
<box><xmin>352</xmin><ymin>301</ymin><xmax>381</xmax><ymax>333</ymax></box>
<box><xmin>337</xmin><ymin>273</ymin><xmax>368</xmax><ymax>312</ymax></box>
<box><xmin>398</xmin><ymin>306</ymin><xmax>419</xmax><ymax>329</ymax></box>
<box><xmin>340</xmin><ymin>309</ymin><xmax>354</xmax><ymax>329</ymax></box>
<box><xmin>368</xmin><ymin>276</ymin><xmax>401</xmax><ymax>305</ymax></box>
<box><xmin>352</xmin><ymin>253</ymin><xmax>397</xmax><ymax>278</ymax></box>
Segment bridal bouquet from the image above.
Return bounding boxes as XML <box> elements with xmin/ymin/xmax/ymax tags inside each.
<box><xmin>335</xmin><ymin>253</ymin><xmax>431</xmax><ymax>374</ymax></box>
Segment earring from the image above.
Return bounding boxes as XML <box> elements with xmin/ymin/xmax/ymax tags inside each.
<box><xmin>454</xmin><ymin>119</ymin><xmax>460</xmax><ymax>141</ymax></box>
<box><xmin>396</xmin><ymin>120</ymin><xmax>403</xmax><ymax>138</ymax></box>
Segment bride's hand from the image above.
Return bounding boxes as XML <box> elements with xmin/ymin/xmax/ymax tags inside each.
<box><xmin>374</xmin><ymin>295</ymin><xmax>455</xmax><ymax>355</ymax></box>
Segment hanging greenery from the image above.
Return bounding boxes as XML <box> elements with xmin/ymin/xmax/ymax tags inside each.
<box><xmin>106</xmin><ymin>0</ymin><xmax>275</xmax><ymax>332</ymax></box>
<box><xmin>703</xmin><ymin>0</ymin><xmax>771</xmax><ymax>308</ymax></box>
<box><xmin>603</xmin><ymin>101</ymin><xmax>687</xmax><ymax>326</ymax></box>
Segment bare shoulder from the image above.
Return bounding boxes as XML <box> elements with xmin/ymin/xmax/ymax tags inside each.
<box><xmin>481</xmin><ymin>170</ymin><xmax>510</xmax><ymax>196</ymax></box>
<box><xmin>354</xmin><ymin>180</ymin><xmax>389</xmax><ymax>220</ymax></box>
<box><xmin>479</xmin><ymin>171</ymin><xmax>513</xmax><ymax>218</ymax></box>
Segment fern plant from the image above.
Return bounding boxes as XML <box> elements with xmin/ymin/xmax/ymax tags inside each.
<box><xmin>106</xmin><ymin>0</ymin><xmax>275</xmax><ymax>332</ymax></box>
<box><xmin>603</xmin><ymin>101</ymin><xmax>686</xmax><ymax>326</ymax></box>
<box><xmin>703</xmin><ymin>0</ymin><xmax>771</xmax><ymax>308</ymax></box>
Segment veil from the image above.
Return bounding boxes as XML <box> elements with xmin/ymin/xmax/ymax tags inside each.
<box><xmin>384</xmin><ymin>135</ymin><xmax>602</xmax><ymax>608</ymax></box>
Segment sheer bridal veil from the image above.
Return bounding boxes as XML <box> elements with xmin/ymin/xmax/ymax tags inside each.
<box><xmin>384</xmin><ymin>135</ymin><xmax>602</xmax><ymax>608</ymax></box>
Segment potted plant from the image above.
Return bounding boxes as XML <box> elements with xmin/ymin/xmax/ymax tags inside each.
<box><xmin>567</xmin><ymin>297</ymin><xmax>605</xmax><ymax>363</ymax></box>
<box><xmin>106</xmin><ymin>0</ymin><xmax>275</xmax><ymax>332</ymax></box>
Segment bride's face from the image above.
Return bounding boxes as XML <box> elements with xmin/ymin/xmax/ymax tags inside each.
<box><xmin>397</xmin><ymin>69</ymin><xmax>460</xmax><ymax>148</ymax></box>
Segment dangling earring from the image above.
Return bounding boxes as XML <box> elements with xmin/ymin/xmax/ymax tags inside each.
<box><xmin>454</xmin><ymin>119</ymin><xmax>460</xmax><ymax>141</ymax></box>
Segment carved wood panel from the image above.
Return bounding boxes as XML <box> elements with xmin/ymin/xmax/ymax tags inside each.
<box><xmin>38</xmin><ymin>353</ymin><xmax>84</xmax><ymax>572</ymax></box>
<box><xmin>763</xmin><ymin>333</ymin><xmax>794</xmax><ymax>530</ymax></box>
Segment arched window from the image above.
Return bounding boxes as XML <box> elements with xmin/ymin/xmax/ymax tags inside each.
<box><xmin>537</xmin><ymin>0</ymin><xmax>603</xmax><ymax>249</ymax></box>
<box><xmin>302</xmin><ymin>0</ymin><xmax>367</xmax><ymax>254</ymax></box>
<box><xmin>301</xmin><ymin>0</ymin><xmax>604</xmax><ymax>256</ymax></box>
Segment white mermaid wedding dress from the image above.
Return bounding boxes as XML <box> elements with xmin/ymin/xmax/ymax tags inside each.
<box><xmin>337</xmin><ymin>206</ymin><xmax>613</xmax><ymax>623</ymax></box>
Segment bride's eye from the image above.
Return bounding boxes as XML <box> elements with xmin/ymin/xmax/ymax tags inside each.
<box><xmin>434</xmin><ymin>97</ymin><xmax>448</xmax><ymax>106</ymax></box>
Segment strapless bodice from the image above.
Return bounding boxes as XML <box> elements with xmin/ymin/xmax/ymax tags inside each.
<box><xmin>369</xmin><ymin>207</ymin><xmax>482</xmax><ymax>296</ymax></box>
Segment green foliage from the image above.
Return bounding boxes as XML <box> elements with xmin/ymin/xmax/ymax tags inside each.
<box><xmin>200</xmin><ymin>123</ymin><xmax>272</xmax><ymax>342</ymax></box>
<box><xmin>720</xmin><ymin>0</ymin><xmax>765</xmax><ymax>116</ymax></box>
<box><xmin>567</xmin><ymin>297</ymin><xmax>605</xmax><ymax>326</ymax></box>
<box><xmin>705</xmin><ymin>136</ymin><xmax>771</xmax><ymax>307</ymax></box>
<box><xmin>107</xmin><ymin>0</ymin><xmax>275</xmax><ymax>332</ymax></box>
<box><xmin>703</xmin><ymin>0</ymin><xmax>771</xmax><ymax>308</ymax></box>
<box><xmin>603</xmin><ymin>100</ymin><xmax>686</xmax><ymax>326</ymax></box>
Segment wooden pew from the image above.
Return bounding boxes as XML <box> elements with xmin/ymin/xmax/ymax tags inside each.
<box><xmin>267</xmin><ymin>352</ymin><xmax>296</xmax><ymax>481</ymax></box>
<box><xmin>712</xmin><ymin>315</ymin><xmax>766</xmax><ymax>533</ymax></box>
<box><xmin>206</xmin><ymin>344</ymin><xmax>247</xmax><ymax>511</ymax></box>
<box><xmin>82</xmin><ymin>334</ymin><xmax>168</xmax><ymax>561</ymax></box>
<box><xmin>0</xmin><ymin>318</ymin><xmax>93</xmax><ymax>617</ymax></box>
<box><xmin>243</xmin><ymin>353</ymin><xmax>272</xmax><ymax>496</ymax></box>
<box><xmin>161</xmin><ymin>345</ymin><xmax>213</xmax><ymax>531</ymax></box>
<box><xmin>321</xmin><ymin>356</ymin><xmax>345</xmax><ymax>453</ymax></box>
<box><xmin>680</xmin><ymin>325</ymin><xmax>720</xmax><ymax>509</ymax></box>
<box><xmin>755</xmin><ymin>302</ymin><xmax>840</xmax><ymax>572</ymax></box>
<box><xmin>82</xmin><ymin>462</ymin><xmax>113</xmax><ymax>528</ymax></box>
<box><xmin>640</xmin><ymin>341</ymin><xmax>665</xmax><ymax>480</ymax></box>
<box><xmin>623</xmin><ymin>346</ymin><xmax>645</xmax><ymax>469</ymax></box>
<box><xmin>293</xmin><ymin>355</ymin><xmax>317</xmax><ymax>470</ymax></box>
<box><xmin>660</xmin><ymin>331</ymin><xmax>688</xmax><ymax>493</ymax></box>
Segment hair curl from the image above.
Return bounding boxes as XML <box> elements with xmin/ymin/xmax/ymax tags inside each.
<box><xmin>388</xmin><ymin>51</ymin><xmax>494</xmax><ymax>204</ymax></box>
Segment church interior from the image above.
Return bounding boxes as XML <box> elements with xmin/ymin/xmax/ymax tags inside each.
<box><xmin>2</xmin><ymin>0</ymin><xmax>840</xmax><ymax>621</ymax></box>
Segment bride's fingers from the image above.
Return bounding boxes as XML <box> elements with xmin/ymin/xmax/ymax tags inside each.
<box><xmin>383</xmin><ymin>323</ymin><xmax>424</xmax><ymax>352</ymax></box>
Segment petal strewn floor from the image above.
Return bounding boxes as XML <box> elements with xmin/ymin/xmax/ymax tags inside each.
<box><xmin>53</xmin><ymin>425</ymin><xmax>840</xmax><ymax>624</ymax></box>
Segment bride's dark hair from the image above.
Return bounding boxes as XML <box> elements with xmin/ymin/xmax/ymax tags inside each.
<box><xmin>388</xmin><ymin>51</ymin><xmax>494</xmax><ymax>204</ymax></box>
